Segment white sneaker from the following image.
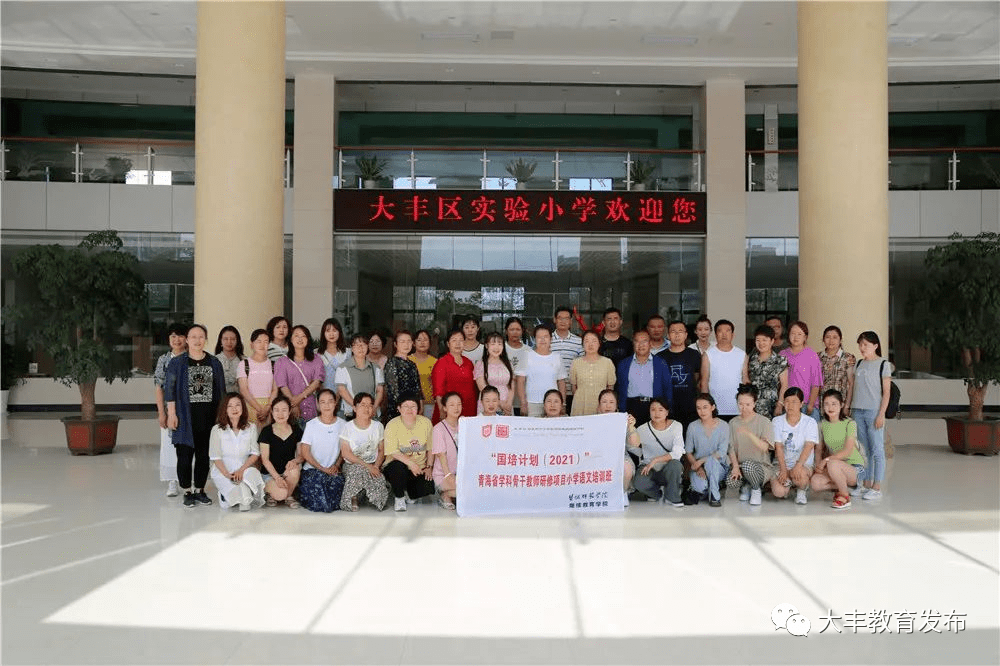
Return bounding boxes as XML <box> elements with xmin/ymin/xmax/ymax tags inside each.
<box><xmin>394</xmin><ymin>497</ymin><xmax>407</xmax><ymax>512</ymax></box>
<box><xmin>862</xmin><ymin>488</ymin><xmax>883</xmax><ymax>501</ymax></box>
<box><xmin>795</xmin><ymin>489</ymin><xmax>808</xmax><ymax>505</ymax></box>
<box><xmin>739</xmin><ymin>485</ymin><xmax>751</xmax><ymax>502</ymax></box>
<box><xmin>404</xmin><ymin>493</ymin><xmax>418</xmax><ymax>505</ymax></box>
<box><xmin>749</xmin><ymin>488</ymin><xmax>762</xmax><ymax>506</ymax></box>
<box><xmin>166</xmin><ymin>480</ymin><xmax>179</xmax><ymax>497</ymax></box>
<box><xmin>849</xmin><ymin>485</ymin><xmax>865</xmax><ymax>498</ymax></box>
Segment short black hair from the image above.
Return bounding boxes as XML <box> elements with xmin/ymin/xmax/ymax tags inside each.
<box><xmin>714</xmin><ymin>319</ymin><xmax>735</xmax><ymax>334</ymax></box>
<box><xmin>603</xmin><ymin>307</ymin><xmax>622</xmax><ymax>318</ymax></box>
<box><xmin>753</xmin><ymin>324</ymin><xmax>775</xmax><ymax>340</ymax></box>
<box><xmin>167</xmin><ymin>322</ymin><xmax>190</xmax><ymax>337</ymax></box>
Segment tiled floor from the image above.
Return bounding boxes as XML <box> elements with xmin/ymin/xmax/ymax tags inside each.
<box><xmin>2</xmin><ymin>413</ymin><xmax>998</xmax><ymax>665</ymax></box>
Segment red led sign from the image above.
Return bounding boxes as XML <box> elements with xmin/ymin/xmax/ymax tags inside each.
<box><xmin>334</xmin><ymin>190</ymin><xmax>706</xmax><ymax>234</ymax></box>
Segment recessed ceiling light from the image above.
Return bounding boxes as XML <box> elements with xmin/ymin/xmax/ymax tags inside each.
<box><xmin>174</xmin><ymin>63</ymin><xmax>185</xmax><ymax>68</ymax></box>
<box><xmin>641</xmin><ymin>35</ymin><xmax>698</xmax><ymax>46</ymax></box>
<box><xmin>591</xmin><ymin>70</ymin><xmax>600</xmax><ymax>75</ymax></box>
<box><xmin>422</xmin><ymin>32</ymin><xmax>479</xmax><ymax>41</ymax></box>
<box><xmin>888</xmin><ymin>34</ymin><xmax>921</xmax><ymax>46</ymax></box>
<box><xmin>445</xmin><ymin>67</ymin><xmax>455</xmax><ymax>73</ymax></box>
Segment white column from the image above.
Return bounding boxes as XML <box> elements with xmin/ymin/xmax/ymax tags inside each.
<box><xmin>798</xmin><ymin>1</ymin><xmax>889</xmax><ymax>349</ymax></box>
<box><xmin>701</xmin><ymin>78</ymin><xmax>747</xmax><ymax>344</ymax></box>
<box><xmin>292</xmin><ymin>74</ymin><xmax>336</xmax><ymax>335</ymax></box>
<box><xmin>194</xmin><ymin>0</ymin><xmax>285</xmax><ymax>339</ymax></box>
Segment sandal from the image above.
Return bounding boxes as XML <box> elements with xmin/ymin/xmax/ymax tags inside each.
<box><xmin>285</xmin><ymin>497</ymin><xmax>301</xmax><ymax>509</ymax></box>
<box><xmin>265</xmin><ymin>496</ymin><xmax>278</xmax><ymax>508</ymax></box>
<box><xmin>831</xmin><ymin>493</ymin><xmax>851</xmax><ymax>510</ymax></box>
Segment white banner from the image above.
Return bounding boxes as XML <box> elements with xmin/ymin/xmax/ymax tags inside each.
<box><xmin>456</xmin><ymin>413</ymin><xmax>626</xmax><ymax>517</ymax></box>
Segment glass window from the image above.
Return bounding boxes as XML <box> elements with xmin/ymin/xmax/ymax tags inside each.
<box><xmin>335</xmin><ymin>233</ymin><xmax>704</xmax><ymax>347</ymax></box>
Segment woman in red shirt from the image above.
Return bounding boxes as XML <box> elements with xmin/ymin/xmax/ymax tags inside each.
<box><xmin>430</xmin><ymin>329</ymin><xmax>478</xmax><ymax>422</ymax></box>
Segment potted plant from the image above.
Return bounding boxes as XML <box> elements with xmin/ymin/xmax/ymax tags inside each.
<box><xmin>1</xmin><ymin>327</ymin><xmax>26</xmax><ymax>417</ymax></box>
<box><xmin>908</xmin><ymin>232</ymin><xmax>1000</xmax><ymax>455</ymax></box>
<box><xmin>505</xmin><ymin>158</ymin><xmax>536</xmax><ymax>190</ymax></box>
<box><xmin>5</xmin><ymin>230</ymin><xmax>147</xmax><ymax>455</ymax></box>
<box><xmin>629</xmin><ymin>159</ymin><xmax>657</xmax><ymax>191</ymax></box>
<box><xmin>105</xmin><ymin>156</ymin><xmax>133</xmax><ymax>183</ymax></box>
<box><xmin>355</xmin><ymin>155</ymin><xmax>387</xmax><ymax>189</ymax></box>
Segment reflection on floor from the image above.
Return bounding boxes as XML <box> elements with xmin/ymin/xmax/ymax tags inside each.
<box><xmin>2</xmin><ymin>413</ymin><xmax>998</xmax><ymax>665</ymax></box>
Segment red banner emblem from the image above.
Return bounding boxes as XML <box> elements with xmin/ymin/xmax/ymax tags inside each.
<box><xmin>482</xmin><ymin>424</ymin><xmax>493</xmax><ymax>438</ymax></box>
<box><xmin>497</xmin><ymin>425</ymin><xmax>510</xmax><ymax>438</ymax></box>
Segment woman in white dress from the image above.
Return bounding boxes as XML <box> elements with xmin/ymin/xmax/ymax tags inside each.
<box><xmin>209</xmin><ymin>392</ymin><xmax>264</xmax><ymax>511</ymax></box>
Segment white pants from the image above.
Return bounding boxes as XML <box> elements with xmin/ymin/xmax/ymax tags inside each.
<box><xmin>210</xmin><ymin>466</ymin><xmax>265</xmax><ymax>510</ymax></box>
<box><xmin>159</xmin><ymin>427</ymin><xmax>178</xmax><ymax>482</ymax></box>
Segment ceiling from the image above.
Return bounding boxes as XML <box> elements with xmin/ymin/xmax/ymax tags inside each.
<box><xmin>2</xmin><ymin>0</ymin><xmax>998</xmax><ymax>87</ymax></box>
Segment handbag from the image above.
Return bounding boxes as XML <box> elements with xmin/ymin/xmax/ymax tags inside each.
<box><xmin>645</xmin><ymin>422</ymin><xmax>673</xmax><ymax>472</ymax></box>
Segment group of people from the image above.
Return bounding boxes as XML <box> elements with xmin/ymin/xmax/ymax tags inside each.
<box><xmin>153</xmin><ymin>308</ymin><xmax>892</xmax><ymax>513</ymax></box>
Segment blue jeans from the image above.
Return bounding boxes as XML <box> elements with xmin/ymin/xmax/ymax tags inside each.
<box><xmin>852</xmin><ymin>408</ymin><xmax>885</xmax><ymax>484</ymax></box>
<box><xmin>689</xmin><ymin>456</ymin><xmax>730</xmax><ymax>502</ymax></box>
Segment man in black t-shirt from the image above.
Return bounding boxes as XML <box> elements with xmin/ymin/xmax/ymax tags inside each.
<box><xmin>656</xmin><ymin>320</ymin><xmax>702</xmax><ymax>430</ymax></box>
<box><xmin>599</xmin><ymin>307</ymin><xmax>633</xmax><ymax>372</ymax></box>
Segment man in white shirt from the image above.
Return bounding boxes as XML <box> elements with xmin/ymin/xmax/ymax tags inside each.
<box><xmin>699</xmin><ymin>319</ymin><xmax>746</xmax><ymax>420</ymax></box>
<box><xmin>771</xmin><ymin>387</ymin><xmax>818</xmax><ymax>505</ymax></box>
<box><xmin>550</xmin><ymin>306</ymin><xmax>582</xmax><ymax>412</ymax></box>
<box><xmin>516</xmin><ymin>325</ymin><xmax>568</xmax><ymax>417</ymax></box>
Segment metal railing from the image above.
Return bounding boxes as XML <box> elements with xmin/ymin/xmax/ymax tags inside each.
<box><xmin>0</xmin><ymin>136</ymin><xmax>294</xmax><ymax>187</ymax></box>
<box><xmin>334</xmin><ymin>146</ymin><xmax>705</xmax><ymax>192</ymax></box>
<box><xmin>746</xmin><ymin>147</ymin><xmax>1000</xmax><ymax>192</ymax></box>
<box><xmin>4</xmin><ymin>136</ymin><xmax>996</xmax><ymax>193</ymax></box>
